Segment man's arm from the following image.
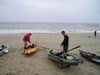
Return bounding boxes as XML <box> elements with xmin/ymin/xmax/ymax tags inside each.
<box><xmin>60</xmin><ymin>37</ymin><xmax>65</xmax><ymax>47</ymax></box>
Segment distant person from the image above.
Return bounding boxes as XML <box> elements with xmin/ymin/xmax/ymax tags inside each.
<box><xmin>60</xmin><ymin>31</ymin><xmax>69</xmax><ymax>53</ymax></box>
<box><xmin>23</xmin><ymin>33</ymin><xmax>32</xmax><ymax>49</ymax></box>
<box><xmin>94</xmin><ymin>30</ymin><xmax>97</xmax><ymax>38</ymax></box>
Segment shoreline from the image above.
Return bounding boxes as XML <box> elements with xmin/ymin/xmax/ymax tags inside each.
<box><xmin>0</xmin><ymin>32</ymin><xmax>100</xmax><ymax>34</ymax></box>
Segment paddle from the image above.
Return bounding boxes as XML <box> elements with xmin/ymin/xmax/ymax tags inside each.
<box><xmin>67</xmin><ymin>45</ymin><xmax>81</xmax><ymax>52</ymax></box>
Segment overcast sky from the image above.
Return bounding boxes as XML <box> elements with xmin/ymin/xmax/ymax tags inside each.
<box><xmin>0</xmin><ymin>0</ymin><xmax>100</xmax><ymax>23</ymax></box>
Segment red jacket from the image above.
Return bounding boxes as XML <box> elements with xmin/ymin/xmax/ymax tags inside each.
<box><xmin>23</xmin><ymin>33</ymin><xmax>31</xmax><ymax>43</ymax></box>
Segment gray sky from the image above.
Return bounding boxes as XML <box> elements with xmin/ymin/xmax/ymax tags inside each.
<box><xmin>0</xmin><ymin>0</ymin><xmax>100</xmax><ymax>23</ymax></box>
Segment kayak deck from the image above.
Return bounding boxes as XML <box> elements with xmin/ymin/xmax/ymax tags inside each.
<box><xmin>0</xmin><ymin>45</ymin><xmax>9</xmax><ymax>56</ymax></box>
<box><xmin>25</xmin><ymin>47</ymin><xmax>37</xmax><ymax>55</ymax></box>
<box><xmin>79</xmin><ymin>50</ymin><xmax>100</xmax><ymax>64</ymax></box>
<box><xmin>48</xmin><ymin>50</ymin><xmax>79</xmax><ymax>68</ymax></box>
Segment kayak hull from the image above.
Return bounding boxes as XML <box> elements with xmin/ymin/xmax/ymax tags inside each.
<box><xmin>79</xmin><ymin>50</ymin><xmax>100</xmax><ymax>65</ymax></box>
<box><xmin>48</xmin><ymin>50</ymin><xmax>79</xmax><ymax>67</ymax></box>
<box><xmin>25</xmin><ymin>47</ymin><xmax>37</xmax><ymax>55</ymax></box>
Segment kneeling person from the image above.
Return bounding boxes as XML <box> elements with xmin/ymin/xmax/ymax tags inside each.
<box><xmin>23</xmin><ymin>33</ymin><xmax>32</xmax><ymax>49</ymax></box>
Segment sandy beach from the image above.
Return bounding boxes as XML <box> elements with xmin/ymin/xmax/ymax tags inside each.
<box><xmin>0</xmin><ymin>33</ymin><xmax>100</xmax><ymax>75</ymax></box>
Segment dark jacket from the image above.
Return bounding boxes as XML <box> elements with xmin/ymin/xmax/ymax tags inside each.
<box><xmin>62</xmin><ymin>35</ymin><xmax>69</xmax><ymax>46</ymax></box>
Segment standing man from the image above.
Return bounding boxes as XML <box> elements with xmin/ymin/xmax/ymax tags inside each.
<box><xmin>60</xmin><ymin>31</ymin><xmax>69</xmax><ymax>53</ymax></box>
<box><xmin>23</xmin><ymin>33</ymin><xmax>32</xmax><ymax>49</ymax></box>
<box><xmin>94</xmin><ymin>30</ymin><xmax>97</xmax><ymax>38</ymax></box>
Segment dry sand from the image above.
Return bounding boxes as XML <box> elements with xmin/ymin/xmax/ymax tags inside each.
<box><xmin>0</xmin><ymin>33</ymin><xmax>100</xmax><ymax>75</ymax></box>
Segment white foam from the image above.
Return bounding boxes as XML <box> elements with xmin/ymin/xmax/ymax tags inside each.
<box><xmin>0</xmin><ymin>29</ymin><xmax>99</xmax><ymax>34</ymax></box>
<box><xmin>0</xmin><ymin>29</ymin><xmax>56</xmax><ymax>34</ymax></box>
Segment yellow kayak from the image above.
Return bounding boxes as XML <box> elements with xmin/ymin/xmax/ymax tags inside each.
<box><xmin>25</xmin><ymin>47</ymin><xmax>37</xmax><ymax>55</ymax></box>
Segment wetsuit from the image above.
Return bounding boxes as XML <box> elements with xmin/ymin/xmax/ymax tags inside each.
<box><xmin>62</xmin><ymin>35</ymin><xmax>69</xmax><ymax>53</ymax></box>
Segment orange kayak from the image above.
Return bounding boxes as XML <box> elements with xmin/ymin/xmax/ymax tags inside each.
<box><xmin>25</xmin><ymin>47</ymin><xmax>37</xmax><ymax>55</ymax></box>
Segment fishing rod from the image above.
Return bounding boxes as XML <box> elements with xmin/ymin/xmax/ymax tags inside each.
<box><xmin>35</xmin><ymin>33</ymin><xmax>40</xmax><ymax>46</ymax></box>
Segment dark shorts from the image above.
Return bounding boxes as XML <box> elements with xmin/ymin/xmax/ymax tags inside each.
<box><xmin>63</xmin><ymin>45</ymin><xmax>68</xmax><ymax>53</ymax></box>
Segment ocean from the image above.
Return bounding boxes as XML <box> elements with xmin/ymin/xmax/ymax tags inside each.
<box><xmin>0</xmin><ymin>22</ymin><xmax>100</xmax><ymax>34</ymax></box>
